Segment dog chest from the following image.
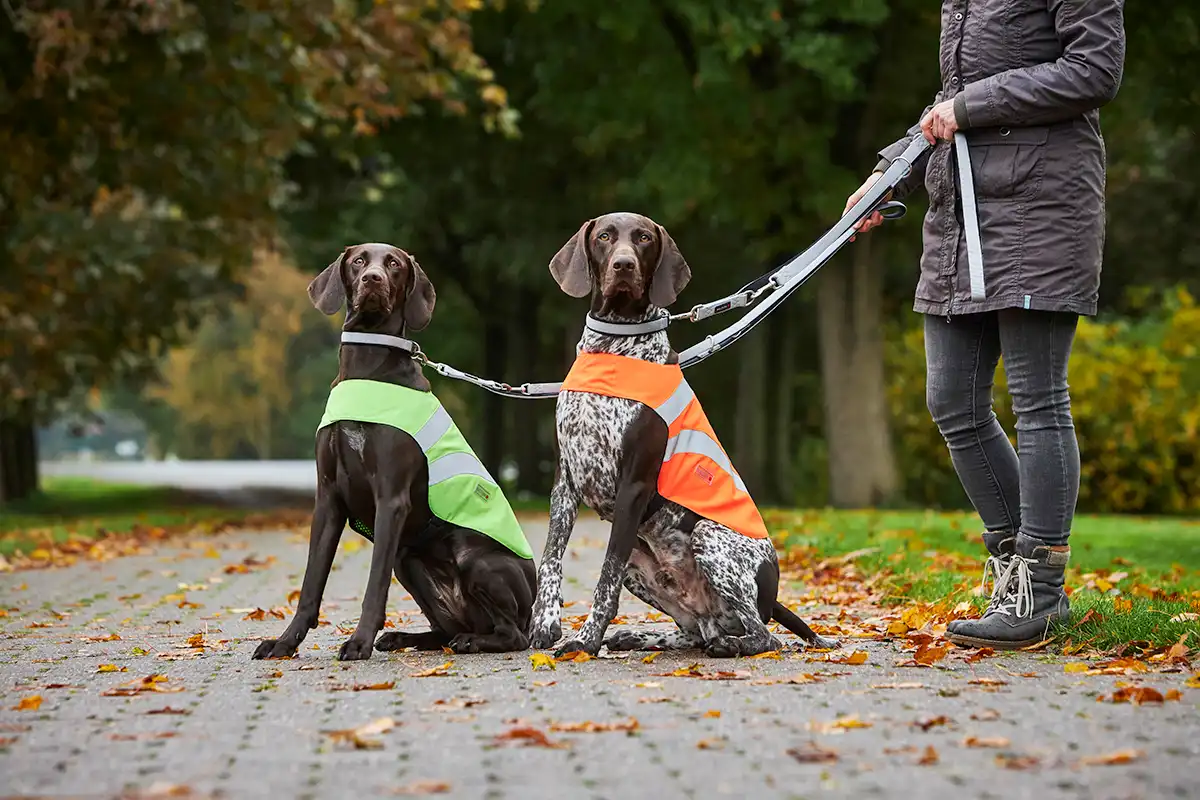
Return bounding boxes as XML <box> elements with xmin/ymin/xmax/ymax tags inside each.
<box><xmin>556</xmin><ymin>390</ymin><xmax>643</xmax><ymax>520</ymax></box>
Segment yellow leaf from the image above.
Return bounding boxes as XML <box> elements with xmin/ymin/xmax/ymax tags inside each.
<box><xmin>1064</xmin><ymin>663</ymin><xmax>1091</xmax><ymax>673</ymax></box>
<box><xmin>886</xmin><ymin>620</ymin><xmax>910</xmax><ymax>636</ymax></box>
<box><xmin>1164</xmin><ymin>689</ymin><xmax>1183</xmax><ymax>701</ymax></box>
<box><xmin>529</xmin><ymin>653</ymin><xmax>557</xmax><ymax>671</ymax></box>
<box><xmin>964</xmin><ymin>736</ymin><xmax>1011</xmax><ymax>748</ymax></box>
<box><xmin>96</xmin><ymin>664</ymin><xmax>127</xmax><ymax>673</ymax></box>
<box><xmin>747</xmin><ymin>650</ymin><xmax>782</xmax><ymax>660</ymax></box>
<box><xmin>555</xmin><ymin>650</ymin><xmax>592</xmax><ymax>663</ymax></box>
<box><xmin>204</xmin><ymin>548</ymin><xmax>220</xmax><ymax>559</ymax></box>
<box><xmin>410</xmin><ymin>661</ymin><xmax>453</xmax><ymax>678</ymax></box>
<box><xmin>703</xmin><ymin>710</ymin><xmax>720</xmax><ymax>718</ymax></box>
<box><xmin>1079</xmin><ymin>749</ymin><xmax>1144</xmax><ymax>767</ymax></box>
<box><xmin>1185</xmin><ymin>673</ymin><xmax>1200</xmax><ymax>689</ymax></box>
<box><xmin>641</xmin><ymin>652</ymin><xmax>662</xmax><ymax>664</ymax></box>
<box><xmin>14</xmin><ymin>695</ymin><xmax>42</xmax><ymax>711</ymax></box>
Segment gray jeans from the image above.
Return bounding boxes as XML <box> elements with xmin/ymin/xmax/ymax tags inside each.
<box><xmin>924</xmin><ymin>310</ymin><xmax>1080</xmax><ymax>546</ymax></box>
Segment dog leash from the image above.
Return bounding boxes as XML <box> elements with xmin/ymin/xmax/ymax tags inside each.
<box><xmin>344</xmin><ymin>134</ymin><xmax>933</xmax><ymax>398</ymax></box>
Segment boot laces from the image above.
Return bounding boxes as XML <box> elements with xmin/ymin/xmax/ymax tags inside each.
<box><xmin>984</xmin><ymin>556</ymin><xmax>1036</xmax><ymax>619</ymax></box>
<box><xmin>979</xmin><ymin>553</ymin><xmax>1012</xmax><ymax>602</ymax></box>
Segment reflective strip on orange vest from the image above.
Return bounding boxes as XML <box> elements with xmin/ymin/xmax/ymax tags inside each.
<box><xmin>560</xmin><ymin>352</ymin><xmax>768</xmax><ymax>539</ymax></box>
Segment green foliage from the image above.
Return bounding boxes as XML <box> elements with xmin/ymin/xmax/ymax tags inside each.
<box><xmin>888</xmin><ymin>288</ymin><xmax>1200</xmax><ymax>514</ymax></box>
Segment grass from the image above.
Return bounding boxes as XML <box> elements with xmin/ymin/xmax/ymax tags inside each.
<box><xmin>768</xmin><ymin>508</ymin><xmax>1200</xmax><ymax>650</ymax></box>
<box><xmin>0</xmin><ymin>477</ymin><xmax>259</xmax><ymax>558</ymax></box>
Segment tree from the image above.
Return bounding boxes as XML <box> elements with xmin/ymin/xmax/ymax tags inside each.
<box><xmin>0</xmin><ymin>0</ymin><xmax>509</xmax><ymax>501</ymax></box>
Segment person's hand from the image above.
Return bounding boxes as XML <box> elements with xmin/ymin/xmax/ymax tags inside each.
<box><xmin>844</xmin><ymin>171</ymin><xmax>889</xmax><ymax>240</ymax></box>
<box><xmin>920</xmin><ymin>99</ymin><xmax>959</xmax><ymax>143</ymax></box>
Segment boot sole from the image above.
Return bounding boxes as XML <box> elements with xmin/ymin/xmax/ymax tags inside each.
<box><xmin>945</xmin><ymin>631</ymin><xmax>1047</xmax><ymax>650</ymax></box>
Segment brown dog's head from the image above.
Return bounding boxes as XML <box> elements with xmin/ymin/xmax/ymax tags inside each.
<box><xmin>549</xmin><ymin>212</ymin><xmax>691</xmax><ymax>314</ymax></box>
<box><xmin>307</xmin><ymin>242</ymin><xmax>436</xmax><ymax>332</ymax></box>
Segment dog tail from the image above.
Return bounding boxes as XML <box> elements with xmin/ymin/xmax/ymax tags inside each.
<box><xmin>771</xmin><ymin>601</ymin><xmax>825</xmax><ymax>645</ymax></box>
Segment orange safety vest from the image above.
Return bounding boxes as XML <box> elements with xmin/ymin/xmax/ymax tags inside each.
<box><xmin>560</xmin><ymin>352</ymin><xmax>769</xmax><ymax>539</ymax></box>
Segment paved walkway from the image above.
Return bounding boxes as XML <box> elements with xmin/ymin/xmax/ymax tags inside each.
<box><xmin>1</xmin><ymin>517</ymin><xmax>1195</xmax><ymax>799</ymax></box>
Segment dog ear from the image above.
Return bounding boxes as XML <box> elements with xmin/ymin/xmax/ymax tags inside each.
<box><xmin>403</xmin><ymin>254</ymin><xmax>437</xmax><ymax>332</ymax></box>
<box><xmin>649</xmin><ymin>224</ymin><xmax>691</xmax><ymax>308</ymax></box>
<box><xmin>549</xmin><ymin>219</ymin><xmax>594</xmax><ymax>298</ymax></box>
<box><xmin>308</xmin><ymin>248</ymin><xmax>349</xmax><ymax>315</ymax></box>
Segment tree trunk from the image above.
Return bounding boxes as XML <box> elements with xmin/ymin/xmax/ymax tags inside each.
<box><xmin>769</xmin><ymin>312</ymin><xmax>797</xmax><ymax>504</ymax></box>
<box><xmin>511</xmin><ymin>287</ymin><xmax>545</xmax><ymax>493</ymax></box>
<box><xmin>478</xmin><ymin>317</ymin><xmax>508</xmax><ymax>477</ymax></box>
<box><xmin>0</xmin><ymin>416</ymin><xmax>39</xmax><ymax>504</ymax></box>
<box><xmin>733</xmin><ymin>329</ymin><xmax>767</xmax><ymax>501</ymax></box>
<box><xmin>816</xmin><ymin>234</ymin><xmax>898</xmax><ymax>508</ymax></box>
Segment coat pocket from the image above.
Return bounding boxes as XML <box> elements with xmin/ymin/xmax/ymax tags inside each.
<box><xmin>965</xmin><ymin>126</ymin><xmax>1049</xmax><ymax>200</ymax></box>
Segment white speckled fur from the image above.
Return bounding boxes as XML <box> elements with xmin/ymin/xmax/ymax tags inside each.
<box><xmin>528</xmin><ymin>315</ymin><xmax>787</xmax><ymax>656</ymax></box>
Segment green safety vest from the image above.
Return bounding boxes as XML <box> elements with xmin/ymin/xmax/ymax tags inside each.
<box><xmin>317</xmin><ymin>379</ymin><xmax>532</xmax><ymax>559</ymax></box>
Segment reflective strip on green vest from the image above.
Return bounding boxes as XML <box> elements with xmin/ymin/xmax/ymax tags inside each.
<box><xmin>317</xmin><ymin>379</ymin><xmax>532</xmax><ymax>559</ymax></box>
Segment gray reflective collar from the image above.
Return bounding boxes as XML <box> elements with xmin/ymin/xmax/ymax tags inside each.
<box><xmin>340</xmin><ymin>331</ymin><xmax>418</xmax><ymax>353</ymax></box>
<box><xmin>584</xmin><ymin>312</ymin><xmax>670</xmax><ymax>337</ymax></box>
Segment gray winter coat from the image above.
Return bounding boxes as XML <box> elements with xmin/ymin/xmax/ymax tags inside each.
<box><xmin>876</xmin><ymin>0</ymin><xmax>1126</xmax><ymax>317</ymax></box>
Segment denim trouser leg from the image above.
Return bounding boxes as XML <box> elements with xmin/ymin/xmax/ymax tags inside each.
<box><xmin>924</xmin><ymin>310</ymin><xmax>1080</xmax><ymax>546</ymax></box>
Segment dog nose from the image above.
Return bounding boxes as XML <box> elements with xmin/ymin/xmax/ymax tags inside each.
<box><xmin>611</xmin><ymin>255</ymin><xmax>636</xmax><ymax>272</ymax></box>
<box><xmin>361</xmin><ymin>271</ymin><xmax>383</xmax><ymax>285</ymax></box>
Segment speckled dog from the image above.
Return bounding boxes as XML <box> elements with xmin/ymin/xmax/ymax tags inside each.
<box><xmin>528</xmin><ymin>212</ymin><xmax>837</xmax><ymax>658</ymax></box>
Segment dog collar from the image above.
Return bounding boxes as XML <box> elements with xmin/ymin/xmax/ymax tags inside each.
<box><xmin>584</xmin><ymin>312</ymin><xmax>670</xmax><ymax>337</ymax></box>
<box><xmin>340</xmin><ymin>331</ymin><xmax>419</xmax><ymax>353</ymax></box>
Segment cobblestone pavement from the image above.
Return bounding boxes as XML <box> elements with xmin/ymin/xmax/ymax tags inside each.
<box><xmin>1</xmin><ymin>516</ymin><xmax>1196</xmax><ymax>800</ymax></box>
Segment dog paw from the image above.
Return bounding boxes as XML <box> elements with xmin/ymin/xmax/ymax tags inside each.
<box><xmin>704</xmin><ymin>636</ymin><xmax>740</xmax><ymax>658</ymax></box>
<box><xmin>373</xmin><ymin>632</ymin><xmax>408</xmax><ymax>652</ymax></box>
<box><xmin>807</xmin><ymin>635</ymin><xmax>839</xmax><ymax>651</ymax></box>
<box><xmin>529</xmin><ymin>624</ymin><xmax>561</xmax><ymax>651</ymax></box>
<box><xmin>554</xmin><ymin>639</ymin><xmax>599</xmax><ymax>658</ymax></box>
<box><xmin>449</xmin><ymin>634</ymin><xmax>482</xmax><ymax>654</ymax></box>
<box><xmin>338</xmin><ymin>637</ymin><xmax>373</xmax><ymax>661</ymax></box>
<box><xmin>603</xmin><ymin>630</ymin><xmax>650</xmax><ymax>652</ymax></box>
<box><xmin>252</xmin><ymin>638</ymin><xmax>298</xmax><ymax>660</ymax></box>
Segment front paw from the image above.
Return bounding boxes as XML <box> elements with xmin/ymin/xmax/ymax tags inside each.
<box><xmin>252</xmin><ymin>637</ymin><xmax>298</xmax><ymax>660</ymax></box>
<box><xmin>807</xmin><ymin>635</ymin><xmax>839</xmax><ymax>651</ymax></box>
<box><xmin>554</xmin><ymin>638</ymin><xmax>600</xmax><ymax>658</ymax></box>
<box><xmin>338</xmin><ymin>636</ymin><xmax>374</xmax><ymax>661</ymax></box>
<box><xmin>449</xmin><ymin>633</ymin><xmax>482</xmax><ymax>654</ymax></box>
<box><xmin>529</xmin><ymin>621</ymin><xmax>561</xmax><ymax>650</ymax></box>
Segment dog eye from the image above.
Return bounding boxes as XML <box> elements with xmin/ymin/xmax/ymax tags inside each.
<box><xmin>354</xmin><ymin>256</ymin><xmax>365</xmax><ymax>265</ymax></box>
<box><xmin>639</xmin><ymin>233</ymin><xmax>651</xmax><ymax>243</ymax></box>
<box><xmin>597</xmin><ymin>232</ymin><xmax>610</xmax><ymax>241</ymax></box>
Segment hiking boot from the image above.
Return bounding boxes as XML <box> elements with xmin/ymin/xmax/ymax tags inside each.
<box><xmin>946</xmin><ymin>533</ymin><xmax>1070</xmax><ymax>650</ymax></box>
<box><xmin>946</xmin><ymin>531</ymin><xmax>1015</xmax><ymax>636</ymax></box>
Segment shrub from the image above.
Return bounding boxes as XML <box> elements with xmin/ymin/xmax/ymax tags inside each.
<box><xmin>887</xmin><ymin>288</ymin><xmax>1200</xmax><ymax>514</ymax></box>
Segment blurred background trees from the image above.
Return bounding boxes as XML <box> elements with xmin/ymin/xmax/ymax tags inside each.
<box><xmin>5</xmin><ymin>1</ymin><xmax>1198</xmax><ymax>513</ymax></box>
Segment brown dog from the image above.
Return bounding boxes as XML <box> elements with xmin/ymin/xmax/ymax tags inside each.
<box><xmin>252</xmin><ymin>243</ymin><xmax>536</xmax><ymax>660</ymax></box>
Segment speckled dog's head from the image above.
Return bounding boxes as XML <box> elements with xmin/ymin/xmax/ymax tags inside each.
<box><xmin>548</xmin><ymin>212</ymin><xmax>691</xmax><ymax>314</ymax></box>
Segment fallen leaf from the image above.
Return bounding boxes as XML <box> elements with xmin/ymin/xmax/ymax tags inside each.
<box><xmin>1101</xmin><ymin>686</ymin><xmax>1164</xmax><ymax>705</ymax></box>
<box><xmin>1114</xmin><ymin>597</ymin><xmax>1133</xmax><ymax>613</ymax></box>
<box><xmin>970</xmin><ymin>709</ymin><xmax>1002</xmax><ymax>721</ymax></box>
<box><xmin>529</xmin><ymin>653</ymin><xmax>556</xmax><ymax>671</ymax></box>
<box><xmin>825</xmin><ymin>651</ymin><xmax>868</xmax><ymax>665</ymax></box>
<box><xmin>1170</xmin><ymin>612</ymin><xmax>1198</xmax><ymax>623</ymax></box>
<box><xmin>549</xmin><ymin>718</ymin><xmax>639</xmax><ymax>733</ymax></box>
<box><xmin>786</xmin><ymin>741</ymin><xmax>839</xmax><ymax>763</ymax></box>
<box><xmin>917</xmin><ymin>745</ymin><xmax>939</xmax><ymax>765</ymax></box>
<box><xmin>85</xmin><ymin>633</ymin><xmax>122</xmax><ymax>642</ymax></box>
<box><xmin>131</xmin><ymin>647</ymin><xmax>150</xmax><ymax>656</ymax></box>
<box><xmin>432</xmin><ymin>697</ymin><xmax>487</xmax><ymax>710</ymax></box>
<box><xmin>703</xmin><ymin>710</ymin><xmax>721</xmax><ymax>718</ymax></box>
<box><xmin>184</xmin><ymin>633</ymin><xmax>207</xmax><ymax>648</ymax></box>
<box><xmin>696</xmin><ymin>738</ymin><xmax>725</xmax><ymax>750</ymax></box>
<box><xmin>996</xmin><ymin>754</ymin><xmax>1041</xmax><ymax>770</ymax></box>
<box><xmin>0</xmin><ymin>736</ymin><xmax>18</xmax><ymax>746</ymax></box>
<box><xmin>635</xmin><ymin>681</ymin><xmax>663</xmax><ymax>689</ymax></box>
<box><xmin>1078</xmin><ymin>749</ymin><xmax>1145</xmax><ymax>766</ymax></box>
<box><xmin>555</xmin><ymin>650</ymin><xmax>592</xmax><ymax>663</ymax></box>
<box><xmin>811</xmin><ymin>715</ymin><xmax>872</xmax><ymax>733</ymax></box>
<box><xmin>492</xmin><ymin>726</ymin><xmax>567</xmax><ymax>749</ymax></box>
<box><xmin>968</xmin><ymin>677</ymin><xmax>1007</xmax><ymax>686</ymax></box>
<box><xmin>146</xmin><ymin>707</ymin><xmax>191</xmax><ymax>715</ymax></box>
<box><xmin>287</xmin><ymin>589</ymin><xmax>301</xmax><ymax>605</ymax></box>
<box><xmin>410</xmin><ymin>661</ymin><xmax>453</xmax><ymax>678</ymax></box>
<box><xmin>111</xmin><ymin>732</ymin><xmax>177</xmax><ymax>741</ymax></box>
<box><xmin>331</xmin><ymin>681</ymin><xmax>396</xmax><ymax>692</ymax></box>
<box><xmin>1064</xmin><ymin>662</ymin><xmax>1091</xmax><ymax>673</ymax></box>
<box><xmin>1186</xmin><ymin>673</ymin><xmax>1200</xmax><ymax>689</ymax></box>
<box><xmin>97</xmin><ymin>664</ymin><xmax>127</xmax><ymax>673</ymax></box>
<box><xmin>1165</xmin><ymin>689</ymin><xmax>1183</xmax><ymax>701</ymax></box>
<box><xmin>13</xmin><ymin>695</ymin><xmax>42</xmax><ymax>711</ymax></box>
<box><xmin>637</xmin><ymin>697</ymin><xmax>675</xmax><ymax>704</ymax></box>
<box><xmin>913</xmin><ymin>715</ymin><xmax>951</xmax><ymax>732</ymax></box>
<box><xmin>871</xmin><ymin>682</ymin><xmax>925</xmax><ymax>690</ymax></box>
<box><xmin>963</xmin><ymin>648</ymin><xmax>995</xmax><ymax>663</ymax></box>
<box><xmin>390</xmin><ymin>781</ymin><xmax>452</xmax><ymax>796</ymax></box>
<box><xmin>242</xmin><ymin>609</ymin><xmax>267</xmax><ymax>621</ymax></box>
<box><xmin>641</xmin><ymin>652</ymin><xmax>662</xmax><ymax>664</ymax></box>
<box><xmin>324</xmin><ymin>717</ymin><xmax>397</xmax><ymax>750</ymax></box>
<box><xmin>913</xmin><ymin>642</ymin><xmax>952</xmax><ymax>666</ymax></box>
<box><xmin>964</xmin><ymin>736</ymin><xmax>1010</xmax><ymax>748</ymax></box>
<box><xmin>746</xmin><ymin>650</ymin><xmax>782</xmax><ymax>660</ymax></box>
<box><xmin>532</xmin><ymin>680</ymin><xmax>556</xmax><ymax>687</ymax></box>
<box><xmin>101</xmin><ymin>674</ymin><xmax>184</xmax><ymax>697</ymax></box>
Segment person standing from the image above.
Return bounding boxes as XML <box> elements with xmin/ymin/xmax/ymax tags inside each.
<box><xmin>845</xmin><ymin>1</ymin><xmax>1126</xmax><ymax>648</ymax></box>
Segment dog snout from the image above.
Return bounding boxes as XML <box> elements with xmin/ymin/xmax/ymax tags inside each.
<box><xmin>360</xmin><ymin>269</ymin><xmax>384</xmax><ymax>286</ymax></box>
<box><xmin>610</xmin><ymin>253</ymin><xmax>637</xmax><ymax>272</ymax></box>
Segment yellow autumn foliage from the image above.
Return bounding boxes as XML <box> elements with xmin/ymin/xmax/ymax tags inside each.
<box><xmin>887</xmin><ymin>287</ymin><xmax>1200</xmax><ymax>514</ymax></box>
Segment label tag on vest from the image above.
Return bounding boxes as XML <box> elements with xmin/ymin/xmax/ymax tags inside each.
<box><xmin>694</xmin><ymin>465</ymin><xmax>714</xmax><ymax>485</ymax></box>
<box><xmin>474</xmin><ymin>483</ymin><xmax>491</xmax><ymax>502</ymax></box>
